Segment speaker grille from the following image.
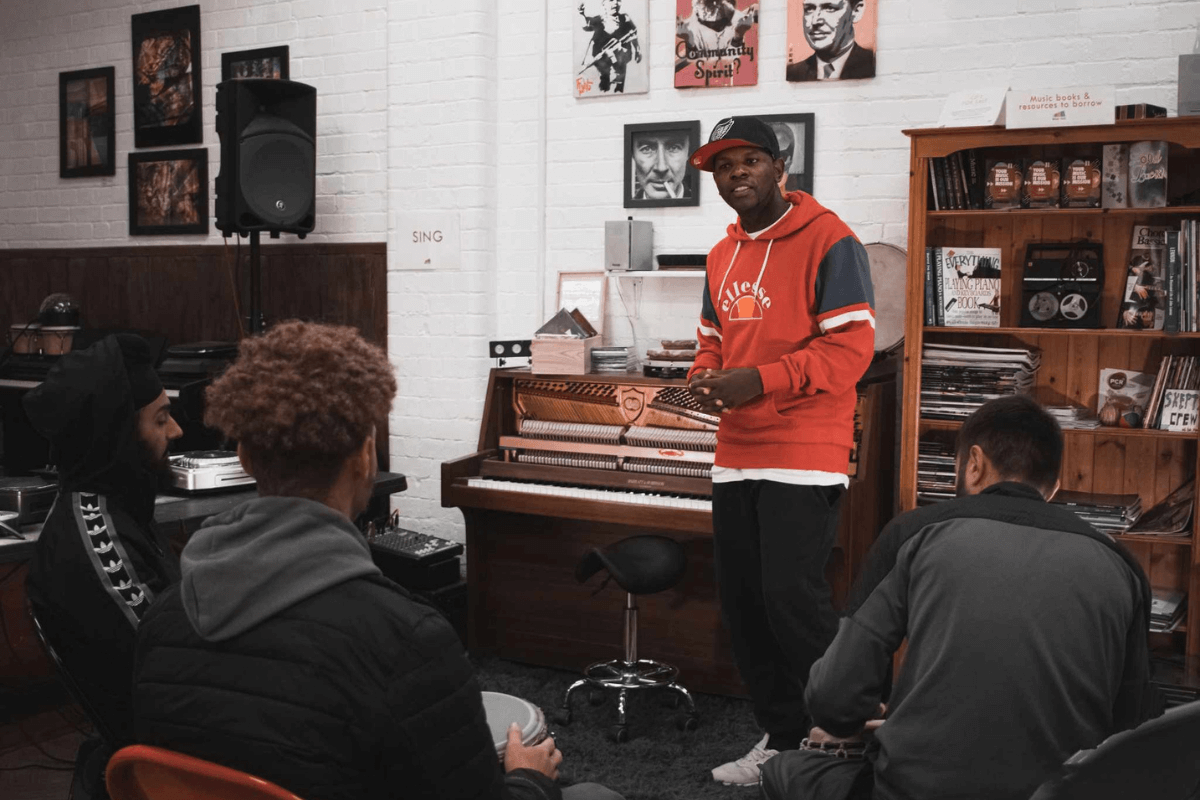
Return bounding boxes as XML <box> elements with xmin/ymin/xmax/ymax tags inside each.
<box><xmin>239</xmin><ymin>133</ymin><xmax>315</xmax><ymax>227</ymax></box>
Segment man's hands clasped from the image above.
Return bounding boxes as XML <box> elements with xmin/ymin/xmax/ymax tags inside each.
<box><xmin>688</xmin><ymin>368</ymin><xmax>764</xmax><ymax>413</ymax></box>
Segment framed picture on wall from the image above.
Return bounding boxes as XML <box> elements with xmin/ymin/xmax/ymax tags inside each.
<box><xmin>674</xmin><ymin>0</ymin><xmax>759</xmax><ymax>88</ymax></box>
<box><xmin>128</xmin><ymin>148</ymin><xmax>209</xmax><ymax>235</ymax></box>
<box><xmin>785</xmin><ymin>0</ymin><xmax>876</xmax><ymax>82</ymax></box>
<box><xmin>624</xmin><ymin>120</ymin><xmax>701</xmax><ymax>209</ymax></box>
<box><xmin>757</xmin><ymin>113</ymin><xmax>815</xmax><ymax>195</ymax></box>
<box><xmin>557</xmin><ymin>271</ymin><xmax>607</xmax><ymax>335</ymax></box>
<box><xmin>221</xmin><ymin>45</ymin><xmax>290</xmax><ymax>81</ymax></box>
<box><xmin>59</xmin><ymin>66</ymin><xmax>115</xmax><ymax>178</ymax></box>
<box><xmin>574</xmin><ymin>0</ymin><xmax>648</xmax><ymax>98</ymax></box>
<box><xmin>131</xmin><ymin>4</ymin><xmax>203</xmax><ymax>147</ymax></box>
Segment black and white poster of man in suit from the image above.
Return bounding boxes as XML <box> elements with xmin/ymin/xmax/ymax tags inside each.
<box><xmin>575</xmin><ymin>0</ymin><xmax>648</xmax><ymax>97</ymax></box>
<box><xmin>786</xmin><ymin>0</ymin><xmax>877</xmax><ymax>82</ymax></box>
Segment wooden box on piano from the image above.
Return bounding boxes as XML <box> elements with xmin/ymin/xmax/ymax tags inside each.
<box><xmin>442</xmin><ymin>367</ymin><xmax>896</xmax><ymax>697</ymax></box>
<box><xmin>530</xmin><ymin>336</ymin><xmax>598</xmax><ymax>375</ymax></box>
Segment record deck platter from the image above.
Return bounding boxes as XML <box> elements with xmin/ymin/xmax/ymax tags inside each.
<box><xmin>167</xmin><ymin>450</ymin><xmax>255</xmax><ymax>493</ymax></box>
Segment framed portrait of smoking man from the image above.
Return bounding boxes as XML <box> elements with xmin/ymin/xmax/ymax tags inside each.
<box><xmin>623</xmin><ymin>121</ymin><xmax>701</xmax><ymax>209</ymax></box>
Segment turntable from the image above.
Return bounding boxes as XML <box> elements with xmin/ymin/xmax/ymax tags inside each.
<box><xmin>167</xmin><ymin>450</ymin><xmax>255</xmax><ymax>493</ymax></box>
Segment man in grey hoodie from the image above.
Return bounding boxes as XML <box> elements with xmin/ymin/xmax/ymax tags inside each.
<box><xmin>132</xmin><ymin>320</ymin><xmax>620</xmax><ymax>800</ymax></box>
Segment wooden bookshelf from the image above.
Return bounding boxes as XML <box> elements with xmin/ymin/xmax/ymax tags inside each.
<box><xmin>902</xmin><ymin>118</ymin><xmax>1200</xmax><ymax>660</ymax></box>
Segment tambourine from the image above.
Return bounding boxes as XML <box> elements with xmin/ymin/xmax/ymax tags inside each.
<box><xmin>481</xmin><ymin>691</ymin><xmax>548</xmax><ymax>764</ymax></box>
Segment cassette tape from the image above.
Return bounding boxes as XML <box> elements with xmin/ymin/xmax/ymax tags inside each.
<box><xmin>1019</xmin><ymin>242</ymin><xmax>1104</xmax><ymax>328</ymax></box>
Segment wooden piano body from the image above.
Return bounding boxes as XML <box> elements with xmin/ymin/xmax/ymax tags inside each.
<box><xmin>442</xmin><ymin>367</ymin><xmax>895</xmax><ymax>697</ymax></box>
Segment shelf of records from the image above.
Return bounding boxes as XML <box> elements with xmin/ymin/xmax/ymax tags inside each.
<box><xmin>927</xmin><ymin>142</ymin><xmax>1182</xmax><ymax>212</ymax></box>
<box><xmin>919</xmin><ymin>342</ymin><xmax>1200</xmax><ymax>436</ymax></box>
<box><xmin>918</xmin><ymin>437</ymin><xmax>1195</xmax><ymax>542</ymax></box>
<box><xmin>923</xmin><ymin>221</ymin><xmax>1200</xmax><ymax>332</ymax></box>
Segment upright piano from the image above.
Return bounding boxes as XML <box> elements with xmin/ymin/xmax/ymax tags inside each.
<box><xmin>442</xmin><ymin>368</ymin><xmax>895</xmax><ymax>696</ymax></box>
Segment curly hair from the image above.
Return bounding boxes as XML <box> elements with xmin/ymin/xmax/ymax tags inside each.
<box><xmin>205</xmin><ymin>320</ymin><xmax>396</xmax><ymax>497</ymax></box>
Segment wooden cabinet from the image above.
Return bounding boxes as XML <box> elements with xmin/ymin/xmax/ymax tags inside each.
<box><xmin>901</xmin><ymin>119</ymin><xmax>1200</xmax><ymax>663</ymax></box>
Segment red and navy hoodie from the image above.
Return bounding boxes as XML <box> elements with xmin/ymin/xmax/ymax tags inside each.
<box><xmin>688</xmin><ymin>191</ymin><xmax>875</xmax><ymax>474</ymax></box>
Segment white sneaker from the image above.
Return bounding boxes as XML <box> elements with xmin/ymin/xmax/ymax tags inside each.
<box><xmin>711</xmin><ymin>734</ymin><xmax>779</xmax><ymax>786</ymax></box>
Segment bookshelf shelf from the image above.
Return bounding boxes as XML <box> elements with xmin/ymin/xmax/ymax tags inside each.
<box><xmin>903</xmin><ymin>120</ymin><xmax>1200</xmax><ymax>664</ymax></box>
<box><xmin>923</xmin><ymin>326</ymin><xmax>1200</xmax><ymax>339</ymax></box>
<box><xmin>919</xmin><ymin>417</ymin><xmax>1197</xmax><ymax>441</ymax></box>
<box><xmin>1112</xmin><ymin>533</ymin><xmax>1192</xmax><ymax>547</ymax></box>
<box><xmin>929</xmin><ymin>206</ymin><xmax>1200</xmax><ymax>219</ymax></box>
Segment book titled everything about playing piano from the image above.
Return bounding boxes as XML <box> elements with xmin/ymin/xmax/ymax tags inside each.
<box><xmin>926</xmin><ymin>247</ymin><xmax>1002</xmax><ymax>327</ymax></box>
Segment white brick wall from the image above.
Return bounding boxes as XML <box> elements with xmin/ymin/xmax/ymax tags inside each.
<box><xmin>0</xmin><ymin>0</ymin><xmax>388</xmax><ymax>247</ymax></box>
<box><xmin>0</xmin><ymin>0</ymin><xmax>1192</xmax><ymax>543</ymax></box>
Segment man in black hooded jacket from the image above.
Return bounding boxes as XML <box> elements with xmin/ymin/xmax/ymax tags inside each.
<box><xmin>24</xmin><ymin>334</ymin><xmax>182</xmax><ymax>791</ymax></box>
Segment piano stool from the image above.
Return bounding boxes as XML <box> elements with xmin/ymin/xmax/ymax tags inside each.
<box><xmin>553</xmin><ymin>535</ymin><xmax>698</xmax><ymax>743</ymax></box>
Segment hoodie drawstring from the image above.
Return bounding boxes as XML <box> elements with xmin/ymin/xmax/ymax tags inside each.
<box><xmin>715</xmin><ymin>241</ymin><xmax>743</xmax><ymax>313</ymax></box>
<box><xmin>715</xmin><ymin>238</ymin><xmax>775</xmax><ymax>320</ymax></box>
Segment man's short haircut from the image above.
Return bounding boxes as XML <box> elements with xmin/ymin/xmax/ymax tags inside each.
<box><xmin>956</xmin><ymin>395</ymin><xmax>1062</xmax><ymax>491</ymax></box>
<box><xmin>204</xmin><ymin>321</ymin><xmax>397</xmax><ymax>498</ymax></box>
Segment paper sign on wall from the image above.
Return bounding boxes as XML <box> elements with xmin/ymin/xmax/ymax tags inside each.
<box><xmin>1006</xmin><ymin>87</ymin><xmax>1114</xmax><ymax>129</ymax></box>
<box><xmin>393</xmin><ymin>211</ymin><xmax>461</xmax><ymax>271</ymax></box>
<box><xmin>937</xmin><ymin>87</ymin><xmax>1008</xmax><ymax>128</ymax></box>
<box><xmin>1161</xmin><ymin>389</ymin><xmax>1200</xmax><ymax>433</ymax></box>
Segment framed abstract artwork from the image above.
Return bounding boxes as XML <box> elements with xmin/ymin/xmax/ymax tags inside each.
<box><xmin>131</xmin><ymin>4</ymin><xmax>203</xmax><ymax>147</ymax></box>
<box><xmin>623</xmin><ymin>120</ymin><xmax>701</xmax><ymax>209</ymax></box>
<box><xmin>128</xmin><ymin>149</ymin><xmax>209</xmax><ymax>235</ymax></box>
<box><xmin>59</xmin><ymin>66</ymin><xmax>115</xmax><ymax>177</ymax></box>
<box><xmin>221</xmin><ymin>45</ymin><xmax>290</xmax><ymax>81</ymax></box>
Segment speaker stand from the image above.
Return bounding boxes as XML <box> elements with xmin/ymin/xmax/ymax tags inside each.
<box><xmin>248</xmin><ymin>230</ymin><xmax>264</xmax><ymax>334</ymax></box>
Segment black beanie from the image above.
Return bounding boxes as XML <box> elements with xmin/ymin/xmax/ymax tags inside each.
<box><xmin>116</xmin><ymin>334</ymin><xmax>164</xmax><ymax>409</ymax></box>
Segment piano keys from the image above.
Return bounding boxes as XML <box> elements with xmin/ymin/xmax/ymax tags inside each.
<box><xmin>442</xmin><ymin>367</ymin><xmax>896</xmax><ymax>696</ymax></box>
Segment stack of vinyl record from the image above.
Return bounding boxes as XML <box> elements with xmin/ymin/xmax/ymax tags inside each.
<box><xmin>1051</xmin><ymin>490</ymin><xmax>1142</xmax><ymax>534</ymax></box>
<box><xmin>1150</xmin><ymin>590</ymin><xmax>1187</xmax><ymax>633</ymax></box>
<box><xmin>921</xmin><ymin>343</ymin><xmax>1041</xmax><ymax>420</ymax></box>
<box><xmin>917</xmin><ymin>439</ymin><xmax>957</xmax><ymax>505</ymax></box>
<box><xmin>644</xmin><ymin>339</ymin><xmax>697</xmax><ymax>379</ymax></box>
<box><xmin>590</xmin><ymin>346</ymin><xmax>638</xmax><ymax>374</ymax></box>
<box><xmin>1046</xmin><ymin>405</ymin><xmax>1101</xmax><ymax>430</ymax></box>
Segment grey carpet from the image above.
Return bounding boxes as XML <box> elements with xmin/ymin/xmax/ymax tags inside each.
<box><xmin>473</xmin><ymin>657</ymin><xmax>766</xmax><ymax>800</ymax></box>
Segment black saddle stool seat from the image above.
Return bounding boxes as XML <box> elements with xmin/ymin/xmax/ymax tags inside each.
<box><xmin>556</xmin><ymin>535</ymin><xmax>698</xmax><ymax>742</ymax></box>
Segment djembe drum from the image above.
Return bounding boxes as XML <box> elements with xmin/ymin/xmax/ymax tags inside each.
<box><xmin>481</xmin><ymin>691</ymin><xmax>548</xmax><ymax>763</ymax></box>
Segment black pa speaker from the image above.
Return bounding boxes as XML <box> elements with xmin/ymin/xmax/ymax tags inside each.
<box><xmin>215</xmin><ymin>78</ymin><xmax>316</xmax><ymax>236</ymax></box>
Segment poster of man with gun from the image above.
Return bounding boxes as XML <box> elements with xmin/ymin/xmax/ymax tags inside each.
<box><xmin>575</xmin><ymin>0</ymin><xmax>647</xmax><ymax>97</ymax></box>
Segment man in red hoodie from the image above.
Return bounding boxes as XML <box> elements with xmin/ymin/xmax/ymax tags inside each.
<box><xmin>686</xmin><ymin>116</ymin><xmax>875</xmax><ymax>786</ymax></box>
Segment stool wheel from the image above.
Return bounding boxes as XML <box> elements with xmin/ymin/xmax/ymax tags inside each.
<box><xmin>588</xmin><ymin>689</ymin><xmax>607</xmax><ymax>706</ymax></box>
<box><xmin>675</xmin><ymin>713</ymin><xmax>699</xmax><ymax>732</ymax></box>
<box><xmin>552</xmin><ymin>709</ymin><xmax>572</xmax><ymax>727</ymax></box>
<box><xmin>608</xmin><ymin>724</ymin><xmax>630</xmax><ymax>744</ymax></box>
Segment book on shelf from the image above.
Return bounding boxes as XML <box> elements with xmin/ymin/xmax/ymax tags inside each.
<box><xmin>1102</xmin><ymin>144</ymin><xmax>1129</xmax><ymax>209</ymax></box>
<box><xmin>1125</xmin><ymin>480</ymin><xmax>1194</xmax><ymax>537</ymax></box>
<box><xmin>1050</xmin><ymin>490</ymin><xmax>1142</xmax><ymax>534</ymax></box>
<box><xmin>985</xmin><ymin>159</ymin><xmax>1023</xmax><ymax>209</ymax></box>
<box><xmin>1060</xmin><ymin>157</ymin><xmax>1101</xmax><ymax>208</ymax></box>
<box><xmin>1097</xmin><ymin>368</ymin><xmax>1156</xmax><ymax>428</ymax></box>
<box><xmin>1129</xmin><ymin>140</ymin><xmax>1168</xmax><ymax>209</ymax></box>
<box><xmin>1117</xmin><ymin>225</ymin><xmax>1171</xmax><ymax>330</ymax></box>
<box><xmin>1150</xmin><ymin>589</ymin><xmax>1187</xmax><ymax>633</ymax></box>
<box><xmin>1143</xmin><ymin>355</ymin><xmax>1200</xmax><ymax>430</ymax></box>
<box><xmin>924</xmin><ymin>248</ymin><xmax>936</xmax><ymax>325</ymax></box>
<box><xmin>932</xmin><ymin>247</ymin><xmax>1002</xmax><ymax>327</ymax></box>
<box><xmin>1022</xmin><ymin>160</ymin><xmax>1060</xmax><ymax>208</ymax></box>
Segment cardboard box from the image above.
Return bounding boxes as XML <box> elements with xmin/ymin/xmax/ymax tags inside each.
<box><xmin>531</xmin><ymin>336</ymin><xmax>598</xmax><ymax>375</ymax></box>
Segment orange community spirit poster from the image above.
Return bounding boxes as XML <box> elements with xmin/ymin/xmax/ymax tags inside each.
<box><xmin>786</xmin><ymin>0</ymin><xmax>877</xmax><ymax>82</ymax></box>
<box><xmin>675</xmin><ymin>0</ymin><xmax>759</xmax><ymax>88</ymax></box>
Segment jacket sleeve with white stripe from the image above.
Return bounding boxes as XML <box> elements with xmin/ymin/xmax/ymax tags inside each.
<box><xmin>757</xmin><ymin>235</ymin><xmax>875</xmax><ymax>398</ymax></box>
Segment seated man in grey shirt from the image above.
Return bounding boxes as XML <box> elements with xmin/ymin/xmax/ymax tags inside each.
<box><xmin>763</xmin><ymin>395</ymin><xmax>1158</xmax><ymax>800</ymax></box>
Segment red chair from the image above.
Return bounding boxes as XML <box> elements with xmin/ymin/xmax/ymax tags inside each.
<box><xmin>106</xmin><ymin>745</ymin><xmax>306</xmax><ymax>800</ymax></box>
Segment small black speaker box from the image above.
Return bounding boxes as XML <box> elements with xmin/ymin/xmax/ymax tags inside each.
<box><xmin>215</xmin><ymin>78</ymin><xmax>317</xmax><ymax>236</ymax></box>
